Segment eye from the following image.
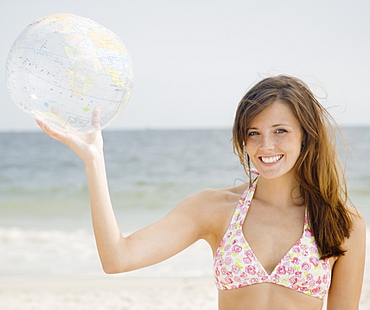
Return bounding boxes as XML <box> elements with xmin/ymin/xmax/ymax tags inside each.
<box><xmin>247</xmin><ymin>131</ymin><xmax>259</xmax><ymax>136</ymax></box>
<box><xmin>275</xmin><ymin>128</ymin><xmax>288</xmax><ymax>134</ymax></box>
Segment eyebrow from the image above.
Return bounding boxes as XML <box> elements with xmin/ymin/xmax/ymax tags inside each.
<box><xmin>248</xmin><ymin>123</ymin><xmax>292</xmax><ymax>130</ymax></box>
<box><xmin>272</xmin><ymin>123</ymin><xmax>292</xmax><ymax>127</ymax></box>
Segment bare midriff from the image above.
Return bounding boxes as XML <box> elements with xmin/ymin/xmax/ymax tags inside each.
<box><xmin>218</xmin><ymin>283</ymin><xmax>324</xmax><ymax>310</ymax></box>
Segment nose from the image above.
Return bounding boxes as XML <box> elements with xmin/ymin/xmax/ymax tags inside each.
<box><xmin>259</xmin><ymin>134</ymin><xmax>275</xmax><ymax>151</ymax></box>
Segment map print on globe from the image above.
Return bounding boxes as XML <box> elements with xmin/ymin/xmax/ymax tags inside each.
<box><xmin>6</xmin><ymin>13</ymin><xmax>133</xmax><ymax>134</ymax></box>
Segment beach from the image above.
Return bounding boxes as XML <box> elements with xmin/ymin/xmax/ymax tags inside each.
<box><xmin>1</xmin><ymin>224</ymin><xmax>370</xmax><ymax>310</ymax></box>
<box><xmin>0</xmin><ymin>276</ymin><xmax>218</xmax><ymax>310</ymax></box>
<box><xmin>0</xmin><ymin>128</ymin><xmax>369</xmax><ymax>309</ymax></box>
<box><xmin>1</xmin><ymin>277</ymin><xmax>368</xmax><ymax>310</ymax></box>
<box><xmin>0</xmin><ymin>255</ymin><xmax>369</xmax><ymax>310</ymax></box>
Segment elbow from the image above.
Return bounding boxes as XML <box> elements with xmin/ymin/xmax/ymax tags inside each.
<box><xmin>101</xmin><ymin>260</ymin><xmax>131</xmax><ymax>274</ymax></box>
<box><xmin>99</xmin><ymin>239</ymin><xmax>134</xmax><ymax>274</ymax></box>
<box><xmin>104</xmin><ymin>269</ymin><xmax>122</xmax><ymax>275</ymax></box>
<box><xmin>102</xmin><ymin>263</ymin><xmax>125</xmax><ymax>274</ymax></box>
<box><xmin>102</xmin><ymin>266</ymin><xmax>121</xmax><ymax>274</ymax></box>
<box><xmin>102</xmin><ymin>265</ymin><xmax>125</xmax><ymax>274</ymax></box>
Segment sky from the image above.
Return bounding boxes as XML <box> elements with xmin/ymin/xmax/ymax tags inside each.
<box><xmin>1</xmin><ymin>0</ymin><xmax>370</xmax><ymax>131</ymax></box>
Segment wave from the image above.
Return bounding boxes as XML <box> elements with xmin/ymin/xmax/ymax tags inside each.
<box><xmin>0</xmin><ymin>227</ymin><xmax>212</xmax><ymax>278</ymax></box>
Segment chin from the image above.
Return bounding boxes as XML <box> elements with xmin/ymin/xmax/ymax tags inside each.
<box><xmin>257</xmin><ymin>169</ymin><xmax>295</xmax><ymax>181</ymax></box>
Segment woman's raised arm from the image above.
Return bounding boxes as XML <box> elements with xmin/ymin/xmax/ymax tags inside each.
<box><xmin>37</xmin><ymin>115</ymin><xmax>213</xmax><ymax>274</ymax></box>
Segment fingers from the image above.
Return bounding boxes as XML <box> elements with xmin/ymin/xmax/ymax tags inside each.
<box><xmin>36</xmin><ymin>120</ymin><xmax>67</xmax><ymax>142</ymax></box>
<box><xmin>36</xmin><ymin>117</ymin><xmax>104</xmax><ymax>162</ymax></box>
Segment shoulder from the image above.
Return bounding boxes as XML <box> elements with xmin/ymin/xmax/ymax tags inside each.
<box><xmin>182</xmin><ymin>183</ymin><xmax>248</xmax><ymax>213</ymax></box>
<box><xmin>331</xmin><ymin>205</ymin><xmax>366</xmax><ymax>280</ymax></box>
<box><xmin>344</xmin><ymin>205</ymin><xmax>366</xmax><ymax>249</ymax></box>
<box><xmin>172</xmin><ymin>183</ymin><xmax>248</xmax><ymax>225</ymax></box>
<box><xmin>175</xmin><ymin>183</ymin><xmax>249</xmax><ymax>243</ymax></box>
<box><xmin>332</xmin><ymin>205</ymin><xmax>366</xmax><ymax>260</ymax></box>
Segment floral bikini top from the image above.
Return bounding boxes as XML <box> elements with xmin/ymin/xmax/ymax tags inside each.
<box><xmin>213</xmin><ymin>180</ymin><xmax>331</xmax><ymax>300</ymax></box>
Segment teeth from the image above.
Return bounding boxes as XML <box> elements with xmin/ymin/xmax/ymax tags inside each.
<box><xmin>260</xmin><ymin>155</ymin><xmax>283</xmax><ymax>163</ymax></box>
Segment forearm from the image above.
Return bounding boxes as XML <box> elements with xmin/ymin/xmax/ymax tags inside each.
<box><xmin>35</xmin><ymin>121</ymin><xmax>128</xmax><ymax>273</ymax></box>
<box><xmin>85</xmin><ymin>153</ymin><xmax>125</xmax><ymax>273</ymax></box>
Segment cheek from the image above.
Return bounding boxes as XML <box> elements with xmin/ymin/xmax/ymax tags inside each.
<box><xmin>245</xmin><ymin>143</ymin><xmax>260</xmax><ymax>165</ymax></box>
<box><xmin>280</xmin><ymin>136</ymin><xmax>302</xmax><ymax>157</ymax></box>
<box><xmin>245</xmin><ymin>139</ymin><xmax>257</xmax><ymax>156</ymax></box>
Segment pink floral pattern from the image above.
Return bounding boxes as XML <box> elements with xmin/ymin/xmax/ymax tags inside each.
<box><xmin>214</xmin><ymin>181</ymin><xmax>331</xmax><ymax>300</ymax></box>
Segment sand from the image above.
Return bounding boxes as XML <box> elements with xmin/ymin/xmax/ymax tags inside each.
<box><xmin>0</xmin><ymin>276</ymin><xmax>217</xmax><ymax>310</ymax></box>
<box><xmin>0</xmin><ymin>275</ymin><xmax>369</xmax><ymax>310</ymax></box>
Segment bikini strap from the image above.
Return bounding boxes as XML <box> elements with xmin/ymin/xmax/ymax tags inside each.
<box><xmin>304</xmin><ymin>207</ymin><xmax>310</xmax><ymax>228</ymax></box>
<box><xmin>230</xmin><ymin>181</ymin><xmax>257</xmax><ymax>228</ymax></box>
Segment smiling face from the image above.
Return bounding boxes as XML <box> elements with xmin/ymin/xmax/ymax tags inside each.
<box><xmin>245</xmin><ymin>101</ymin><xmax>303</xmax><ymax>181</ymax></box>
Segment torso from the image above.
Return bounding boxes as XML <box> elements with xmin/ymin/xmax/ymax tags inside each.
<box><xmin>204</xmin><ymin>181</ymin><xmax>335</xmax><ymax>310</ymax></box>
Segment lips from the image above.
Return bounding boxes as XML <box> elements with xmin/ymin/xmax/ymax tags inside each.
<box><xmin>259</xmin><ymin>155</ymin><xmax>283</xmax><ymax>164</ymax></box>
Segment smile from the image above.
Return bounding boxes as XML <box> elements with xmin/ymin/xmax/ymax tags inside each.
<box><xmin>259</xmin><ymin>155</ymin><xmax>283</xmax><ymax>164</ymax></box>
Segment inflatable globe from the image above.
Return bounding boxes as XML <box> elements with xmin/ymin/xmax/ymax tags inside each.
<box><xmin>6</xmin><ymin>13</ymin><xmax>133</xmax><ymax>134</ymax></box>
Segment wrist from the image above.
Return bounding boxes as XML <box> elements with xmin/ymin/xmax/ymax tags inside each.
<box><xmin>83</xmin><ymin>148</ymin><xmax>105</xmax><ymax>169</ymax></box>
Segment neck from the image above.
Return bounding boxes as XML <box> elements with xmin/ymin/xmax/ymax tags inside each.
<box><xmin>254</xmin><ymin>173</ymin><xmax>302</xmax><ymax>208</ymax></box>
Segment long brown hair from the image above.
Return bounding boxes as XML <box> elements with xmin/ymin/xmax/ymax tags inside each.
<box><xmin>233</xmin><ymin>75</ymin><xmax>353</xmax><ymax>259</ymax></box>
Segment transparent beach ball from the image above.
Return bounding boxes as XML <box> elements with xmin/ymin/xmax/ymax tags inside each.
<box><xmin>6</xmin><ymin>13</ymin><xmax>133</xmax><ymax>134</ymax></box>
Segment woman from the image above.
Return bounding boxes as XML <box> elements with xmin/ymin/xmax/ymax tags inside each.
<box><xmin>38</xmin><ymin>75</ymin><xmax>365</xmax><ymax>309</ymax></box>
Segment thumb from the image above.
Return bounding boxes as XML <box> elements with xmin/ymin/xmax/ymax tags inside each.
<box><xmin>92</xmin><ymin>107</ymin><xmax>101</xmax><ymax>130</ymax></box>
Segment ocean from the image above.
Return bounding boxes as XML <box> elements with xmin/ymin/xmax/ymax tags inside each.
<box><xmin>0</xmin><ymin>127</ymin><xmax>369</xmax><ymax>279</ymax></box>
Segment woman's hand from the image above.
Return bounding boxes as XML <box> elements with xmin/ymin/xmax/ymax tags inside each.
<box><xmin>36</xmin><ymin>108</ymin><xmax>103</xmax><ymax>162</ymax></box>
